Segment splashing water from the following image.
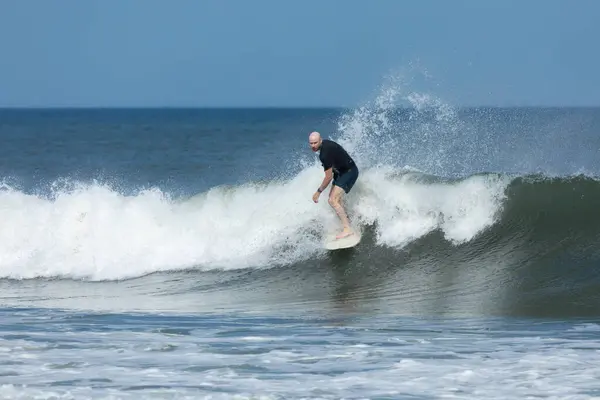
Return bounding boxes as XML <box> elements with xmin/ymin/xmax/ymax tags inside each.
<box><xmin>333</xmin><ymin>70</ymin><xmax>479</xmax><ymax>176</ymax></box>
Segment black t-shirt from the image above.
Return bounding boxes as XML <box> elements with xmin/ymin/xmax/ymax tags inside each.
<box><xmin>319</xmin><ymin>139</ymin><xmax>355</xmax><ymax>174</ymax></box>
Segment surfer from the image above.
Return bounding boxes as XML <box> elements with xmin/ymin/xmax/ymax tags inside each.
<box><xmin>309</xmin><ymin>131</ymin><xmax>359</xmax><ymax>239</ymax></box>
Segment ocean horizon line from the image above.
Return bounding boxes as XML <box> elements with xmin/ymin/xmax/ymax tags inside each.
<box><xmin>1</xmin><ymin>105</ymin><xmax>600</xmax><ymax>111</ymax></box>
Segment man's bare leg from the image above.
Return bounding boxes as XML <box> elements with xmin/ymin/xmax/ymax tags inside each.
<box><xmin>328</xmin><ymin>185</ymin><xmax>353</xmax><ymax>239</ymax></box>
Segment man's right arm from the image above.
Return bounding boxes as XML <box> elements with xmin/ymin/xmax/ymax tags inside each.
<box><xmin>317</xmin><ymin>168</ymin><xmax>333</xmax><ymax>192</ymax></box>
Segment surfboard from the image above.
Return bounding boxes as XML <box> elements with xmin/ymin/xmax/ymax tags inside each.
<box><xmin>323</xmin><ymin>230</ymin><xmax>361</xmax><ymax>250</ymax></box>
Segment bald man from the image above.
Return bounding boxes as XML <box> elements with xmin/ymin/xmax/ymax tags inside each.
<box><xmin>309</xmin><ymin>131</ymin><xmax>359</xmax><ymax>239</ymax></box>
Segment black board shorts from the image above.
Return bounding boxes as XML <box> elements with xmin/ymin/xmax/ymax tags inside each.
<box><xmin>333</xmin><ymin>165</ymin><xmax>359</xmax><ymax>193</ymax></box>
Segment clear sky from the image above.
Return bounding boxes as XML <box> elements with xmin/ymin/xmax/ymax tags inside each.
<box><xmin>1</xmin><ymin>0</ymin><xmax>599</xmax><ymax>108</ymax></box>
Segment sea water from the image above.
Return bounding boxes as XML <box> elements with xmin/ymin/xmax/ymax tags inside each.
<box><xmin>1</xmin><ymin>84</ymin><xmax>600</xmax><ymax>398</ymax></box>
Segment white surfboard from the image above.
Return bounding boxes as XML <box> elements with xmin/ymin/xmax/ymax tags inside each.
<box><xmin>323</xmin><ymin>230</ymin><xmax>361</xmax><ymax>250</ymax></box>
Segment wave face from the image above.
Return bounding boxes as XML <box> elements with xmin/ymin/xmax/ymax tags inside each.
<box><xmin>2</xmin><ymin>173</ymin><xmax>600</xmax><ymax>318</ymax></box>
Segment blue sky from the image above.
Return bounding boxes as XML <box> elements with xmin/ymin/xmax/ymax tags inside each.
<box><xmin>1</xmin><ymin>0</ymin><xmax>599</xmax><ymax>107</ymax></box>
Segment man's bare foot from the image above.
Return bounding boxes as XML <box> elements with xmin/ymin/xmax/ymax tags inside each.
<box><xmin>336</xmin><ymin>228</ymin><xmax>353</xmax><ymax>240</ymax></box>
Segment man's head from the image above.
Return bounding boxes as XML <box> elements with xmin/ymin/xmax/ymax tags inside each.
<box><xmin>308</xmin><ymin>131</ymin><xmax>322</xmax><ymax>152</ymax></box>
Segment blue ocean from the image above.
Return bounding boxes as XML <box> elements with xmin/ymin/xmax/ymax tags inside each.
<box><xmin>1</xmin><ymin>87</ymin><xmax>600</xmax><ymax>399</ymax></box>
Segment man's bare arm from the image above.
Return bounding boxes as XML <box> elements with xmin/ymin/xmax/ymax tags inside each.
<box><xmin>317</xmin><ymin>168</ymin><xmax>333</xmax><ymax>192</ymax></box>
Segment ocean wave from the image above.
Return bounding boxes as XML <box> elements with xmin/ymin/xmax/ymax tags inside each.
<box><xmin>2</xmin><ymin>169</ymin><xmax>598</xmax><ymax>283</ymax></box>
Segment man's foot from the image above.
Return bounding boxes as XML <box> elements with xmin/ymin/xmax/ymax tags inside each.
<box><xmin>336</xmin><ymin>228</ymin><xmax>353</xmax><ymax>240</ymax></box>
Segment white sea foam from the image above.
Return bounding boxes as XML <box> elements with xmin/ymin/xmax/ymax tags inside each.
<box><xmin>0</xmin><ymin>166</ymin><xmax>509</xmax><ymax>281</ymax></box>
<box><xmin>353</xmin><ymin>168</ymin><xmax>509</xmax><ymax>247</ymax></box>
<box><xmin>1</xmin><ymin>315</ymin><xmax>598</xmax><ymax>399</ymax></box>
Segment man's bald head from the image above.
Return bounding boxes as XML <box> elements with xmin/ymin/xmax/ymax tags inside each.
<box><xmin>308</xmin><ymin>131</ymin><xmax>322</xmax><ymax>152</ymax></box>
